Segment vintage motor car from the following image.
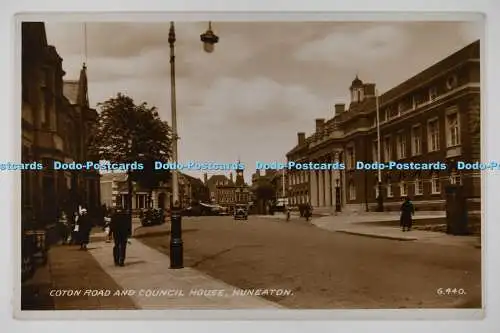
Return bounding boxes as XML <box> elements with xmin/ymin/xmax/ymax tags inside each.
<box><xmin>233</xmin><ymin>205</ymin><xmax>248</xmax><ymax>220</ymax></box>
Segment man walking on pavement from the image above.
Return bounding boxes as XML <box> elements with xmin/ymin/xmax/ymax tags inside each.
<box><xmin>110</xmin><ymin>206</ymin><xmax>132</xmax><ymax>267</ymax></box>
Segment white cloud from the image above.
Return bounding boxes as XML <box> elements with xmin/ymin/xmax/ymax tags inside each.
<box><xmin>175</xmin><ymin>76</ymin><xmax>330</xmax><ymax>180</ymax></box>
<box><xmin>294</xmin><ymin>24</ymin><xmax>410</xmax><ymax>70</ymax></box>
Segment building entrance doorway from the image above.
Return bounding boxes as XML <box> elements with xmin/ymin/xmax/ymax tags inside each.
<box><xmin>158</xmin><ymin>193</ymin><xmax>166</xmax><ymax>210</ymax></box>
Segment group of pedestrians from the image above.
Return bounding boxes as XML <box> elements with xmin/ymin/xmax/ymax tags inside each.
<box><xmin>57</xmin><ymin>204</ymin><xmax>132</xmax><ymax>266</ymax></box>
<box><xmin>283</xmin><ymin>197</ymin><xmax>414</xmax><ymax>232</ymax></box>
<box><xmin>57</xmin><ymin>205</ymin><xmax>92</xmax><ymax>250</ymax></box>
<box><xmin>283</xmin><ymin>203</ymin><xmax>313</xmax><ymax>222</ymax></box>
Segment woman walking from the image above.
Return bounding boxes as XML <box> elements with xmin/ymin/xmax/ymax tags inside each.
<box><xmin>400</xmin><ymin>196</ymin><xmax>415</xmax><ymax>232</ymax></box>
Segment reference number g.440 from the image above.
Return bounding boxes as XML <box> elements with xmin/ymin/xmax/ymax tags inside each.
<box><xmin>437</xmin><ymin>288</ymin><xmax>467</xmax><ymax>296</ymax></box>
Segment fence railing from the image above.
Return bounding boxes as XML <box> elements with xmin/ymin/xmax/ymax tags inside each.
<box><xmin>21</xmin><ymin>224</ymin><xmax>58</xmax><ymax>283</ymax></box>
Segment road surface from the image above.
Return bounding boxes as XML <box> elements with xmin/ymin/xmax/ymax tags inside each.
<box><xmin>137</xmin><ymin>215</ymin><xmax>481</xmax><ymax>309</ymax></box>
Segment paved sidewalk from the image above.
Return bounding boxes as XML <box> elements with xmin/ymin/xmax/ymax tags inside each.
<box><xmin>312</xmin><ymin>216</ymin><xmax>480</xmax><ymax>248</ymax></box>
<box><xmin>21</xmin><ymin>244</ymin><xmax>138</xmax><ymax>310</ymax></box>
<box><xmin>89</xmin><ymin>239</ymin><xmax>282</xmax><ymax>309</ymax></box>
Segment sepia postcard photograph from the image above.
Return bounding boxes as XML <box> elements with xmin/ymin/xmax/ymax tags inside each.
<box><xmin>15</xmin><ymin>13</ymin><xmax>484</xmax><ymax>318</ymax></box>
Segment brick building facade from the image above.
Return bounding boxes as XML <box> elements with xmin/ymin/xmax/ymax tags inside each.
<box><xmin>286</xmin><ymin>40</ymin><xmax>481</xmax><ymax>214</ymax></box>
<box><xmin>22</xmin><ymin>22</ymin><xmax>101</xmax><ymax>226</ymax></box>
<box><xmin>205</xmin><ymin>167</ymin><xmax>251</xmax><ymax>212</ymax></box>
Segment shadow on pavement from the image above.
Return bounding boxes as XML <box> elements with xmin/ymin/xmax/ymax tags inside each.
<box><xmin>122</xmin><ymin>260</ymin><xmax>147</xmax><ymax>267</ymax></box>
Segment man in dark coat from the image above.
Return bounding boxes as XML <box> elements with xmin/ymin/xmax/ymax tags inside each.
<box><xmin>110</xmin><ymin>207</ymin><xmax>132</xmax><ymax>266</ymax></box>
<box><xmin>400</xmin><ymin>196</ymin><xmax>415</xmax><ymax>232</ymax></box>
<box><xmin>78</xmin><ymin>208</ymin><xmax>92</xmax><ymax>250</ymax></box>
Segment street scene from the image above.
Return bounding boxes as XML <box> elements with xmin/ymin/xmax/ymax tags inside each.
<box><xmin>19</xmin><ymin>19</ymin><xmax>482</xmax><ymax>313</ymax></box>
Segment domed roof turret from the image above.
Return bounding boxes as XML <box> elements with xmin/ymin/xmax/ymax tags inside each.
<box><xmin>350</xmin><ymin>75</ymin><xmax>363</xmax><ymax>88</ymax></box>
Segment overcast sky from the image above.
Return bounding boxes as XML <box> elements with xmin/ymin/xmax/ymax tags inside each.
<box><xmin>45</xmin><ymin>20</ymin><xmax>481</xmax><ymax>182</ymax></box>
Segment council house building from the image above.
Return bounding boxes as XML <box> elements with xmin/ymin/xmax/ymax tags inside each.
<box><xmin>286</xmin><ymin>40</ymin><xmax>480</xmax><ymax>218</ymax></box>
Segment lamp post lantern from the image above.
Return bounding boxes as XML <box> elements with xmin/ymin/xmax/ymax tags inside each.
<box><xmin>168</xmin><ymin>21</ymin><xmax>219</xmax><ymax>269</ymax></box>
<box><xmin>200</xmin><ymin>21</ymin><xmax>219</xmax><ymax>53</ymax></box>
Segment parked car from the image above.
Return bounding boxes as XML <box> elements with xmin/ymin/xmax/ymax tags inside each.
<box><xmin>182</xmin><ymin>206</ymin><xmax>203</xmax><ymax>216</ymax></box>
<box><xmin>234</xmin><ymin>205</ymin><xmax>248</xmax><ymax>220</ymax></box>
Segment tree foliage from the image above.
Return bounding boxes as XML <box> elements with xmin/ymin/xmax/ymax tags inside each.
<box><xmin>253</xmin><ymin>180</ymin><xmax>276</xmax><ymax>201</ymax></box>
<box><xmin>88</xmin><ymin>93</ymin><xmax>172</xmax><ymax>196</ymax></box>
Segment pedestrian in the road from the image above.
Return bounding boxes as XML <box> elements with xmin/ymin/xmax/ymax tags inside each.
<box><xmin>78</xmin><ymin>208</ymin><xmax>92</xmax><ymax>250</ymax></box>
<box><xmin>400</xmin><ymin>196</ymin><xmax>415</xmax><ymax>232</ymax></box>
<box><xmin>110</xmin><ymin>207</ymin><xmax>132</xmax><ymax>266</ymax></box>
<box><xmin>285</xmin><ymin>206</ymin><xmax>291</xmax><ymax>221</ymax></box>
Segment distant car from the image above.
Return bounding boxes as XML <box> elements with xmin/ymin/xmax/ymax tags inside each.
<box><xmin>218</xmin><ymin>206</ymin><xmax>230</xmax><ymax>216</ymax></box>
<box><xmin>234</xmin><ymin>206</ymin><xmax>248</xmax><ymax>220</ymax></box>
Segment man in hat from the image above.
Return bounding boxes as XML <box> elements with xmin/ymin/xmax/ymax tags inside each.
<box><xmin>110</xmin><ymin>205</ymin><xmax>132</xmax><ymax>266</ymax></box>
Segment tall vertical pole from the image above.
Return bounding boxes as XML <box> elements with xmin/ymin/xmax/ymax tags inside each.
<box><xmin>84</xmin><ymin>22</ymin><xmax>88</xmax><ymax>64</ymax></box>
<box><xmin>169</xmin><ymin>21</ymin><xmax>183</xmax><ymax>269</ymax></box>
<box><xmin>376</xmin><ymin>89</ymin><xmax>384</xmax><ymax>212</ymax></box>
<box><xmin>169</xmin><ymin>22</ymin><xmax>179</xmax><ymax>207</ymax></box>
<box><xmin>282</xmin><ymin>166</ymin><xmax>285</xmax><ymax>198</ymax></box>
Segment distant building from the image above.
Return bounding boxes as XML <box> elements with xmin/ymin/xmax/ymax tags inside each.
<box><xmin>270</xmin><ymin>170</ymin><xmax>287</xmax><ymax>199</ymax></box>
<box><xmin>100</xmin><ymin>173</ymin><xmax>170</xmax><ymax>213</ymax></box>
<box><xmin>205</xmin><ymin>174</ymin><xmax>232</xmax><ymax>204</ymax></box>
<box><xmin>21</xmin><ymin>22</ymin><xmax>100</xmax><ymax>226</ymax></box>
<box><xmin>178</xmin><ymin>173</ymin><xmax>210</xmax><ymax>207</ymax></box>
<box><xmin>204</xmin><ymin>165</ymin><xmax>251</xmax><ymax>212</ymax></box>
<box><xmin>100</xmin><ymin>172</ymin><xmax>208</xmax><ymax>211</ymax></box>
<box><xmin>250</xmin><ymin>169</ymin><xmax>279</xmax><ymax>214</ymax></box>
<box><xmin>286</xmin><ymin>40</ymin><xmax>480</xmax><ymax>215</ymax></box>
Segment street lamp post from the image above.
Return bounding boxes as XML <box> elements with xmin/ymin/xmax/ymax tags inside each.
<box><xmin>126</xmin><ymin>139</ymin><xmax>134</xmax><ymax>221</ymax></box>
<box><xmin>335</xmin><ymin>178</ymin><xmax>341</xmax><ymax>212</ymax></box>
<box><xmin>168</xmin><ymin>21</ymin><xmax>219</xmax><ymax>269</ymax></box>
<box><xmin>375</xmin><ymin>89</ymin><xmax>384</xmax><ymax>212</ymax></box>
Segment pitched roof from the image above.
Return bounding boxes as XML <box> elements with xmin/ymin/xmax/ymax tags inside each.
<box><xmin>180</xmin><ymin>173</ymin><xmax>205</xmax><ymax>186</ymax></box>
<box><xmin>207</xmin><ymin>174</ymin><xmax>234</xmax><ymax>186</ymax></box>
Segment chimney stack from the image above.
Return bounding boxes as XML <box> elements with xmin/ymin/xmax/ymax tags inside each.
<box><xmin>363</xmin><ymin>83</ymin><xmax>376</xmax><ymax>97</ymax></box>
<box><xmin>203</xmin><ymin>173</ymin><xmax>208</xmax><ymax>184</ymax></box>
<box><xmin>315</xmin><ymin>118</ymin><xmax>325</xmax><ymax>132</ymax></box>
<box><xmin>230</xmin><ymin>172</ymin><xmax>234</xmax><ymax>183</ymax></box>
<box><xmin>334</xmin><ymin>104</ymin><xmax>345</xmax><ymax>115</ymax></box>
<box><xmin>297</xmin><ymin>132</ymin><xmax>306</xmax><ymax>145</ymax></box>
